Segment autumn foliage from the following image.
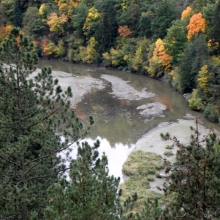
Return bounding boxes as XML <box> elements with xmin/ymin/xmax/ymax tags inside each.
<box><xmin>47</xmin><ymin>12</ymin><xmax>67</xmax><ymax>33</ymax></box>
<box><xmin>186</xmin><ymin>13</ymin><xmax>206</xmax><ymax>39</ymax></box>
<box><xmin>153</xmin><ymin>38</ymin><xmax>171</xmax><ymax>70</ymax></box>
<box><xmin>83</xmin><ymin>7</ymin><xmax>99</xmax><ymax>36</ymax></box>
<box><xmin>181</xmin><ymin>6</ymin><xmax>193</xmax><ymax>20</ymax></box>
<box><xmin>118</xmin><ymin>25</ymin><xmax>132</xmax><ymax>38</ymax></box>
<box><xmin>0</xmin><ymin>25</ymin><xmax>12</xmax><ymax>42</ymax></box>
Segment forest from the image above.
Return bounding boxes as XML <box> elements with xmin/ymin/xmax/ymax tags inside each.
<box><xmin>1</xmin><ymin>0</ymin><xmax>220</xmax><ymax>219</ymax></box>
<box><xmin>1</xmin><ymin>0</ymin><xmax>220</xmax><ymax>123</ymax></box>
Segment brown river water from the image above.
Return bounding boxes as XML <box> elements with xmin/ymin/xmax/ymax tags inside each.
<box><xmin>38</xmin><ymin>59</ymin><xmax>220</xmax><ymax>182</ymax></box>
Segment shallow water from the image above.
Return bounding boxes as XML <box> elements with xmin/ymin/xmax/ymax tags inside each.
<box><xmin>38</xmin><ymin>60</ymin><xmax>220</xmax><ymax>181</ymax></box>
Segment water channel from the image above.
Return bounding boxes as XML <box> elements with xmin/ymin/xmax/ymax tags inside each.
<box><xmin>38</xmin><ymin>59</ymin><xmax>220</xmax><ymax>181</ymax></box>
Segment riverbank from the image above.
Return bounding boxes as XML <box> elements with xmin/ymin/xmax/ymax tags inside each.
<box><xmin>119</xmin><ymin>116</ymin><xmax>220</xmax><ymax>211</ymax></box>
<box><xmin>134</xmin><ymin>117</ymin><xmax>216</xmax><ymax>162</ymax></box>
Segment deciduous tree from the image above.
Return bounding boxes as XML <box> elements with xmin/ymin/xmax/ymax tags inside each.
<box><xmin>118</xmin><ymin>25</ymin><xmax>132</xmax><ymax>38</ymax></box>
<box><xmin>186</xmin><ymin>12</ymin><xmax>206</xmax><ymax>39</ymax></box>
<box><xmin>181</xmin><ymin>6</ymin><xmax>194</xmax><ymax>20</ymax></box>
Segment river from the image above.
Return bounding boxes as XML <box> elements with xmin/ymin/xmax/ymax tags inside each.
<box><xmin>38</xmin><ymin>59</ymin><xmax>220</xmax><ymax>182</ymax></box>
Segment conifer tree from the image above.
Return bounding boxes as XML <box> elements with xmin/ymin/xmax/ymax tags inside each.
<box><xmin>161</xmin><ymin>120</ymin><xmax>220</xmax><ymax>219</ymax></box>
<box><xmin>13</xmin><ymin>0</ymin><xmax>23</xmax><ymax>28</ymax></box>
<box><xmin>0</xmin><ymin>28</ymin><xmax>93</xmax><ymax>219</ymax></box>
<box><xmin>178</xmin><ymin>33</ymin><xmax>209</xmax><ymax>93</ymax></box>
<box><xmin>44</xmin><ymin>140</ymin><xmax>122</xmax><ymax>220</ymax></box>
<box><xmin>95</xmin><ymin>0</ymin><xmax>118</xmax><ymax>53</ymax></box>
<box><xmin>210</xmin><ymin>0</ymin><xmax>220</xmax><ymax>55</ymax></box>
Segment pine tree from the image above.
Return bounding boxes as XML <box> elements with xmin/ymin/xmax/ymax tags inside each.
<box><xmin>0</xmin><ymin>28</ymin><xmax>93</xmax><ymax>219</ymax></box>
<box><xmin>13</xmin><ymin>0</ymin><xmax>23</xmax><ymax>28</ymax></box>
<box><xmin>178</xmin><ymin>33</ymin><xmax>209</xmax><ymax>93</ymax></box>
<box><xmin>210</xmin><ymin>0</ymin><xmax>220</xmax><ymax>55</ymax></box>
<box><xmin>161</xmin><ymin>119</ymin><xmax>220</xmax><ymax>219</ymax></box>
<box><xmin>44</xmin><ymin>140</ymin><xmax>122</xmax><ymax>220</ymax></box>
<box><xmin>95</xmin><ymin>0</ymin><xmax>118</xmax><ymax>53</ymax></box>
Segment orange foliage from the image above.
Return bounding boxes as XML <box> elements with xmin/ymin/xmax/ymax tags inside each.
<box><xmin>186</xmin><ymin>12</ymin><xmax>206</xmax><ymax>39</ymax></box>
<box><xmin>118</xmin><ymin>25</ymin><xmax>132</xmax><ymax>38</ymax></box>
<box><xmin>181</xmin><ymin>6</ymin><xmax>193</xmax><ymax>20</ymax></box>
<box><xmin>42</xmin><ymin>39</ymin><xmax>56</xmax><ymax>56</ymax></box>
<box><xmin>153</xmin><ymin>38</ymin><xmax>171</xmax><ymax>70</ymax></box>
<box><xmin>59</xmin><ymin>3</ymin><xmax>68</xmax><ymax>13</ymax></box>
<box><xmin>70</xmin><ymin>0</ymin><xmax>79</xmax><ymax>7</ymax></box>
<box><xmin>47</xmin><ymin>12</ymin><xmax>67</xmax><ymax>33</ymax></box>
<box><xmin>0</xmin><ymin>25</ymin><xmax>12</xmax><ymax>42</ymax></box>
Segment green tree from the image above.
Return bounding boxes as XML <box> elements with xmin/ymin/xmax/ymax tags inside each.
<box><xmin>138</xmin><ymin>11</ymin><xmax>154</xmax><ymax>37</ymax></box>
<box><xmin>2</xmin><ymin>0</ymin><xmax>14</xmax><ymax>24</ymax></box>
<box><xmin>44</xmin><ymin>140</ymin><xmax>122</xmax><ymax>220</ymax></box>
<box><xmin>73</xmin><ymin>2</ymin><xmax>89</xmax><ymax>38</ymax></box>
<box><xmin>151</xmin><ymin>0</ymin><xmax>176</xmax><ymax>40</ymax></box>
<box><xmin>192</xmin><ymin>0</ymin><xmax>216</xmax><ymax>12</ymax></box>
<box><xmin>164</xmin><ymin>19</ymin><xmax>188</xmax><ymax>66</ymax></box>
<box><xmin>0</xmin><ymin>2</ymin><xmax>7</xmax><ymax>25</ymax></box>
<box><xmin>135</xmin><ymin>198</ymin><xmax>163</xmax><ymax>220</ymax></box>
<box><xmin>95</xmin><ymin>0</ymin><xmax>118</xmax><ymax>53</ymax></box>
<box><xmin>178</xmin><ymin>33</ymin><xmax>209</xmax><ymax>93</ymax></box>
<box><xmin>210</xmin><ymin>0</ymin><xmax>220</xmax><ymax>55</ymax></box>
<box><xmin>161</xmin><ymin>120</ymin><xmax>220</xmax><ymax>219</ymax></box>
<box><xmin>196</xmin><ymin>58</ymin><xmax>220</xmax><ymax>122</ymax></box>
<box><xmin>22</xmin><ymin>6</ymin><xmax>41</xmax><ymax>35</ymax></box>
<box><xmin>13</xmin><ymin>0</ymin><xmax>23</xmax><ymax>27</ymax></box>
<box><xmin>0</xmin><ymin>28</ymin><xmax>93</xmax><ymax>219</ymax></box>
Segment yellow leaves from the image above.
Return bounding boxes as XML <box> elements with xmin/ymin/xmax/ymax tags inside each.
<box><xmin>181</xmin><ymin>6</ymin><xmax>193</xmax><ymax>20</ymax></box>
<box><xmin>76</xmin><ymin>37</ymin><xmax>97</xmax><ymax>63</ymax></box>
<box><xmin>83</xmin><ymin>7</ymin><xmax>99</xmax><ymax>36</ymax></box>
<box><xmin>102</xmin><ymin>52</ymin><xmax>112</xmax><ymax>66</ymax></box>
<box><xmin>131</xmin><ymin>46</ymin><xmax>143</xmax><ymax>71</ymax></box>
<box><xmin>39</xmin><ymin>4</ymin><xmax>46</xmax><ymax>16</ymax></box>
<box><xmin>59</xmin><ymin>3</ymin><xmax>68</xmax><ymax>13</ymax></box>
<box><xmin>86</xmin><ymin>37</ymin><xmax>97</xmax><ymax>63</ymax></box>
<box><xmin>153</xmin><ymin>38</ymin><xmax>164</xmax><ymax>57</ymax></box>
<box><xmin>188</xmin><ymin>89</ymin><xmax>204</xmax><ymax>111</ymax></box>
<box><xmin>47</xmin><ymin>12</ymin><xmax>67</xmax><ymax>33</ymax></box>
<box><xmin>186</xmin><ymin>13</ymin><xmax>206</xmax><ymax>39</ymax></box>
<box><xmin>153</xmin><ymin>38</ymin><xmax>171</xmax><ymax>70</ymax></box>
<box><xmin>42</xmin><ymin>39</ymin><xmax>56</xmax><ymax>56</ymax></box>
<box><xmin>197</xmin><ymin>65</ymin><xmax>210</xmax><ymax>93</ymax></box>
<box><xmin>147</xmin><ymin>38</ymin><xmax>171</xmax><ymax>76</ymax></box>
<box><xmin>69</xmin><ymin>0</ymin><xmax>80</xmax><ymax>7</ymax></box>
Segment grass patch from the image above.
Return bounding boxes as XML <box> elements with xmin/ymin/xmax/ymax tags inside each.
<box><xmin>147</xmin><ymin>176</ymin><xmax>155</xmax><ymax>181</ymax></box>
<box><xmin>122</xmin><ymin>151</ymin><xmax>164</xmax><ymax>176</ymax></box>
<box><xmin>164</xmin><ymin>150</ymin><xmax>174</xmax><ymax>157</ymax></box>
<box><xmin>120</xmin><ymin>151</ymin><xmax>164</xmax><ymax>214</ymax></box>
<box><xmin>165</xmin><ymin>145</ymin><xmax>173</xmax><ymax>149</ymax></box>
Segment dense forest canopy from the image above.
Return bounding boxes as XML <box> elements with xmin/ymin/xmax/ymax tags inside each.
<box><xmin>3</xmin><ymin>0</ymin><xmax>218</xmax><ymax>122</ymax></box>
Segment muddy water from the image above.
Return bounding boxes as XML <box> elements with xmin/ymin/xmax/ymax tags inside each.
<box><xmin>38</xmin><ymin>60</ymin><xmax>220</xmax><ymax>181</ymax></box>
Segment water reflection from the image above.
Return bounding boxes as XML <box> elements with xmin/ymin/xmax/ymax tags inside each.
<box><xmin>59</xmin><ymin>137</ymin><xmax>135</xmax><ymax>183</ymax></box>
<box><xmin>38</xmin><ymin>59</ymin><xmax>220</xmax><ymax>148</ymax></box>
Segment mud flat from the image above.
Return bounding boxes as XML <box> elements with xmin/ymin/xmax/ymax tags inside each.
<box><xmin>134</xmin><ymin>118</ymin><xmax>215</xmax><ymax>161</ymax></box>
<box><xmin>133</xmin><ymin>117</ymin><xmax>218</xmax><ymax>193</ymax></box>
